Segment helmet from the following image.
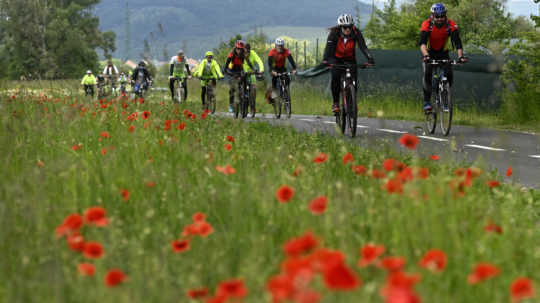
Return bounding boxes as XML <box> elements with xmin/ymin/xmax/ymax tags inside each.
<box><xmin>86</xmin><ymin>70</ymin><xmax>92</xmax><ymax>74</ymax></box>
<box><xmin>275</xmin><ymin>37</ymin><xmax>285</xmax><ymax>47</ymax></box>
<box><xmin>431</xmin><ymin>3</ymin><xmax>447</xmax><ymax>16</ymax></box>
<box><xmin>235</xmin><ymin>40</ymin><xmax>246</xmax><ymax>49</ymax></box>
<box><xmin>205</xmin><ymin>51</ymin><xmax>214</xmax><ymax>57</ymax></box>
<box><xmin>337</xmin><ymin>14</ymin><xmax>354</xmax><ymax>26</ymax></box>
<box><xmin>177</xmin><ymin>49</ymin><xmax>184</xmax><ymax>56</ymax></box>
<box><xmin>138</xmin><ymin>61</ymin><xmax>146</xmax><ymax>67</ymax></box>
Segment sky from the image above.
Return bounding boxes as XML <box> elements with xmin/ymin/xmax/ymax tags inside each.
<box><xmin>363</xmin><ymin>0</ymin><xmax>538</xmax><ymax>17</ymax></box>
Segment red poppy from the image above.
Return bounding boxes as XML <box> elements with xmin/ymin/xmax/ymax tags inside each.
<box><xmin>371</xmin><ymin>169</ymin><xmax>386</xmax><ymax>179</ymax></box>
<box><xmin>120</xmin><ymin>189</ymin><xmax>130</xmax><ymax>201</ymax></box>
<box><xmin>226</xmin><ymin>135</ymin><xmax>235</xmax><ymax>142</ymax></box>
<box><xmin>145</xmin><ymin>181</ymin><xmax>156</xmax><ymax>188</ymax></box>
<box><xmin>192</xmin><ymin>212</ymin><xmax>206</xmax><ymax>222</ymax></box>
<box><xmin>506</xmin><ymin>166</ymin><xmax>513</xmax><ymax>177</ymax></box>
<box><xmin>466</xmin><ymin>167</ymin><xmax>483</xmax><ymax>178</ymax></box>
<box><xmin>142</xmin><ymin>111</ymin><xmax>150</xmax><ymax>119</ymax></box>
<box><xmin>36</xmin><ymin>160</ymin><xmax>44</xmax><ymax>167</ymax></box>
<box><xmin>171</xmin><ymin>239</ymin><xmax>190</xmax><ymax>253</ymax></box>
<box><xmin>101</xmin><ymin>147</ymin><xmax>107</xmax><ymax>156</ymax></box>
<box><xmin>276</xmin><ymin>185</ymin><xmax>295</xmax><ymax>203</ymax></box>
<box><xmin>309</xmin><ymin>196</ymin><xmax>328</xmax><ymax>215</ymax></box>
<box><xmin>353</xmin><ymin>165</ymin><xmax>367</xmax><ymax>175</ymax></box>
<box><xmin>100</xmin><ymin>131</ymin><xmax>111</xmax><ymax>139</ymax></box>
<box><xmin>430</xmin><ymin>154</ymin><xmax>440</xmax><ymax>160</ymax></box>
<box><xmin>201</xmin><ymin>111</ymin><xmax>208</xmax><ymax>119</ymax></box>
<box><xmin>224</xmin><ymin>143</ymin><xmax>232</xmax><ymax>151</ymax></box>
<box><xmin>72</xmin><ymin>144</ymin><xmax>83</xmax><ymax>151</ymax></box>
<box><xmin>177</xmin><ymin>122</ymin><xmax>186</xmax><ymax>130</ymax></box>
<box><xmin>105</xmin><ymin>269</ymin><xmax>127</xmax><ymax>287</ymax></box>
<box><xmin>383</xmin><ymin>271</ymin><xmax>422</xmax><ymax>291</ymax></box>
<box><xmin>127</xmin><ymin>112</ymin><xmax>137</xmax><ymax>121</ymax></box>
<box><xmin>418</xmin><ymin>249</ymin><xmax>447</xmax><ymax>273</ymax></box>
<box><xmin>83</xmin><ymin>206</ymin><xmax>108</xmax><ymax>227</ymax></box>
<box><xmin>487</xmin><ymin>180</ymin><xmax>500</xmax><ymax>188</ymax></box>
<box><xmin>510</xmin><ymin>277</ymin><xmax>535</xmax><ymax>302</ymax></box>
<box><xmin>78</xmin><ymin>263</ymin><xmax>95</xmax><ymax>276</ymax></box>
<box><xmin>358</xmin><ymin>244</ymin><xmax>385</xmax><ymax>267</ymax></box>
<box><xmin>399</xmin><ymin>134</ymin><xmax>419</xmax><ymax>150</ymax></box>
<box><xmin>381</xmin><ymin>272</ymin><xmax>422</xmax><ymax>303</ymax></box>
<box><xmin>380</xmin><ymin>257</ymin><xmax>406</xmax><ymax>272</ymax></box>
<box><xmin>283</xmin><ymin>231</ymin><xmax>319</xmax><ymax>257</ymax></box>
<box><xmin>415</xmin><ymin>167</ymin><xmax>429</xmax><ymax>179</ymax></box>
<box><xmin>343</xmin><ymin>152</ymin><xmax>354</xmax><ymax>164</ymax></box>
<box><xmin>196</xmin><ymin>221</ymin><xmax>214</xmax><ymax>237</ymax></box>
<box><xmin>181</xmin><ymin>223</ymin><xmax>199</xmax><ymax>237</ymax></box>
<box><xmin>216</xmin><ymin>165</ymin><xmax>236</xmax><ymax>175</ymax></box>
<box><xmin>56</xmin><ymin>214</ymin><xmax>84</xmax><ymax>237</ymax></box>
<box><xmin>467</xmin><ymin>263</ymin><xmax>500</xmax><ymax>284</ymax></box>
<box><xmin>383</xmin><ymin>158</ymin><xmax>397</xmax><ymax>171</ymax></box>
<box><xmin>83</xmin><ymin>242</ymin><xmax>104</xmax><ymax>259</ymax></box>
<box><xmin>266</xmin><ymin>274</ymin><xmax>294</xmax><ymax>302</ymax></box>
<box><xmin>186</xmin><ymin>287</ymin><xmax>210</xmax><ymax>299</ymax></box>
<box><xmin>322</xmin><ymin>262</ymin><xmax>361</xmax><ymax>291</ymax></box>
<box><xmin>216</xmin><ymin>279</ymin><xmax>248</xmax><ymax>298</ymax></box>
<box><xmin>384</xmin><ymin>177</ymin><xmax>403</xmax><ymax>194</ymax></box>
<box><xmin>190</xmin><ymin>114</ymin><xmax>197</xmax><ymax>120</ymax></box>
<box><xmin>292</xmin><ymin>166</ymin><xmax>303</xmax><ymax>177</ymax></box>
<box><xmin>312</xmin><ymin>153</ymin><xmax>328</xmax><ymax>164</ymax></box>
<box><xmin>67</xmin><ymin>232</ymin><xmax>85</xmax><ymax>252</ymax></box>
<box><xmin>398</xmin><ymin>167</ymin><xmax>414</xmax><ymax>183</ymax></box>
<box><xmin>128</xmin><ymin>125</ymin><xmax>135</xmax><ymax>132</ymax></box>
<box><xmin>484</xmin><ymin>222</ymin><xmax>503</xmax><ymax>234</ymax></box>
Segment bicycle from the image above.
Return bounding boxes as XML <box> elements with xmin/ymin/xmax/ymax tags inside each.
<box><xmin>171</xmin><ymin>76</ymin><xmax>186</xmax><ymax>104</ymax></box>
<box><xmin>272</xmin><ymin>72</ymin><xmax>292</xmax><ymax>119</ymax></box>
<box><xmin>424</xmin><ymin>59</ymin><xmax>462</xmax><ymax>136</ymax></box>
<box><xmin>200</xmin><ymin>77</ymin><xmax>218</xmax><ymax>114</ymax></box>
<box><xmin>330</xmin><ymin>63</ymin><xmax>369</xmax><ymax>138</ymax></box>
<box><xmin>119</xmin><ymin>81</ymin><xmax>128</xmax><ymax>96</ymax></box>
<box><xmin>84</xmin><ymin>85</ymin><xmax>94</xmax><ymax>97</ymax></box>
<box><xmin>104</xmin><ymin>75</ymin><xmax>118</xmax><ymax>97</ymax></box>
<box><xmin>228</xmin><ymin>71</ymin><xmax>259</xmax><ymax>119</ymax></box>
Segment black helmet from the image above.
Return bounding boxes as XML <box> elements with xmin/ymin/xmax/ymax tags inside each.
<box><xmin>138</xmin><ymin>61</ymin><xmax>146</xmax><ymax>67</ymax></box>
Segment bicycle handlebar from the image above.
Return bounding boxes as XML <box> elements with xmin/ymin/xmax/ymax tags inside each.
<box><xmin>426</xmin><ymin>59</ymin><xmax>464</xmax><ymax>65</ymax></box>
<box><xmin>326</xmin><ymin>62</ymin><xmax>372</xmax><ymax>70</ymax></box>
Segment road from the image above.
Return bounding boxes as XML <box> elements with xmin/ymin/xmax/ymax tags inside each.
<box><xmin>220</xmin><ymin>112</ymin><xmax>540</xmax><ymax>188</ymax></box>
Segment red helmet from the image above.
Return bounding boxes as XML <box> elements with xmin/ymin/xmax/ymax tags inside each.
<box><xmin>235</xmin><ymin>40</ymin><xmax>246</xmax><ymax>49</ymax></box>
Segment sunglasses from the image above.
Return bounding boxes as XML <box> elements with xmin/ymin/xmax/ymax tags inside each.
<box><xmin>342</xmin><ymin>25</ymin><xmax>352</xmax><ymax>30</ymax></box>
<box><xmin>434</xmin><ymin>14</ymin><xmax>446</xmax><ymax>19</ymax></box>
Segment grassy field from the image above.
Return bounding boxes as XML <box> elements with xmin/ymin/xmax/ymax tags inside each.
<box><xmin>1</xmin><ymin>83</ymin><xmax>538</xmax><ymax>303</ymax></box>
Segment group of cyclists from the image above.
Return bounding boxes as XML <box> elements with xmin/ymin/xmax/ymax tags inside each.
<box><xmin>81</xmin><ymin>3</ymin><xmax>467</xmax><ymax>116</ymax></box>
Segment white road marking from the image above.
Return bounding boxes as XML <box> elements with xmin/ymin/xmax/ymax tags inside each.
<box><xmin>464</xmin><ymin>144</ymin><xmax>506</xmax><ymax>152</ymax></box>
<box><xmin>418</xmin><ymin>135</ymin><xmax>448</xmax><ymax>142</ymax></box>
<box><xmin>323</xmin><ymin>121</ymin><xmax>336</xmax><ymax>124</ymax></box>
<box><xmin>377</xmin><ymin>128</ymin><xmax>406</xmax><ymax>134</ymax></box>
<box><xmin>357</xmin><ymin>125</ymin><xmax>369</xmax><ymax>128</ymax></box>
<box><xmin>299</xmin><ymin>118</ymin><xmax>316</xmax><ymax>122</ymax></box>
<box><xmin>529</xmin><ymin>155</ymin><xmax>540</xmax><ymax>159</ymax></box>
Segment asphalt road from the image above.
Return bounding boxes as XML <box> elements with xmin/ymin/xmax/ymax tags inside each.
<box><xmin>220</xmin><ymin>112</ymin><xmax>540</xmax><ymax>188</ymax></box>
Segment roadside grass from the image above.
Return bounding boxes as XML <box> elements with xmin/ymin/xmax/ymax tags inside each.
<box><xmin>1</xmin><ymin>87</ymin><xmax>538</xmax><ymax>303</ymax></box>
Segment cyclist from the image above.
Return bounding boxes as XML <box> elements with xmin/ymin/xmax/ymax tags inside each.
<box><xmin>322</xmin><ymin>14</ymin><xmax>375</xmax><ymax>113</ymax></box>
<box><xmin>131</xmin><ymin>61</ymin><xmax>153</xmax><ymax>96</ymax></box>
<box><xmin>81</xmin><ymin>70</ymin><xmax>97</xmax><ymax>97</ymax></box>
<box><xmin>103</xmin><ymin>59</ymin><xmax>119</xmax><ymax>94</ymax></box>
<box><xmin>224</xmin><ymin>40</ymin><xmax>254</xmax><ymax>112</ymax></box>
<box><xmin>118</xmin><ymin>72</ymin><xmax>128</xmax><ymax>95</ymax></box>
<box><xmin>192</xmin><ymin>51</ymin><xmax>224</xmax><ymax>108</ymax></box>
<box><xmin>419</xmin><ymin>3</ymin><xmax>467</xmax><ymax>111</ymax></box>
<box><xmin>244</xmin><ymin>43</ymin><xmax>265</xmax><ymax>114</ymax></box>
<box><xmin>169</xmin><ymin>49</ymin><xmax>192</xmax><ymax>102</ymax></box>
<box><xmin>267</xmin><ymin>37</ymin><xmax>297</xmax><ymax>104</ymax></box>
<box><xmin>96</xmin><ymin>73</ymin><xmax>106</xmax><ymax>98</ymax></box>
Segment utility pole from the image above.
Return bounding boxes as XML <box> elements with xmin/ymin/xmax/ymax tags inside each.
<box><xmin>124</xmin><ymin>0</ymin><xmax>131</xmax><ymax>61</ymax></box>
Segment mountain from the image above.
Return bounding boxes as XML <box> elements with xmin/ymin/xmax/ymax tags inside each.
<box><xmin>94</xmin><ymin>0</ymin><xmax>371</xmax><ymax>60</ymax></box>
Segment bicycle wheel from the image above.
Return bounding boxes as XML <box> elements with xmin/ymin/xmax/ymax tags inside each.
<box><xmin>249</xmin><ymin>88</ymin><xmax>256</xmax><ymax>118</ymax></box>
<box><xmin>208</xmin><ymin>85</ymin><xmax>216</xmax><ymax>114</ymax></box>
<box><xmin>283</xmin><ymin>86</ymin><xmax>291</xmax><ymax>119</ymax></box>
<box><xmin>273</xmin><ymin>93</ymin><xmax>282</xmax><ymax>119</ymax></box>
<box><xmin>339</xmin><ymin>96</ymin><xmax>347</xmax><ymax>135</ymax></box>
<box><xmin>346</xmin><ymin>86</ymin><xmax>358</xmax><ymax>137</ymax></box>
<box><xmin>439</xmin><ymin>83</ymin><xmax>452</xmax><ymax>136</ymax></box>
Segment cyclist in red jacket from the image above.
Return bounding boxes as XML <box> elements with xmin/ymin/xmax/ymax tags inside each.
<box><xmin>419</xmin><ymin>3</ymin><xmax>467</xmax><ymax>111</ymax></box>
<box><xmin>224</xmin><ymin>40</ymin><xmax>253</xmax><ymax>112</ymax></box>
<box><xmin>323</xmin><ymin>14</ymin><xmax>375</xmax><ymax>113</ymax></box>
<box><xmin>266</xmin><ymin>37</ymin><xmax>297</xmax><ymax>103</ymax></box>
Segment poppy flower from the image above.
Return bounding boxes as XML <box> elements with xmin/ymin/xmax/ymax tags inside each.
<box><xmin>83</xmin><ymin>206</ymin><xmax>108</xmax><ymax>227</ymax></box>
<box><xmin>487</xmin><ymin>180</ymin><xmax>500</xmax><ymax>188</ymax></box>
<box><xmin>67</xmin><ymin>232</ymin><xmax>85</xmax><ymax>252</ymax></box>
<box><xmin>398</xmin><ymin>167</ymin><xmax>414</xmax><ymax>183</ymax></box>
<box><xmin>201</xmin><ymin>111</ymin><xmax>209</xmax><ymax>119</ymax></box>
<box><xmin>283</xmin><ymin>231</ymin><xmax>319</xmax><ymax>257</ymax></box>
<box><xmin>381</xmin><ymin>271</ymin><xmax>422</xmax><ymax>303</ymax></box>
<box><xmin>292</xmin><ymin>166</ymin><xmax>303</xmax><ymax>177</ymax></box>
<box><xmin>177</xmin><ymin>122</ymin><xmax>186</xmax><ymax>130</ymax></box>
<box><xmin>216</xmin><ymin>279</ymin><xmax>248</xmax><ymax>298</ymax></box>
<box><xmin>72</xmin><ymin>144</ymin><xmax>83</xmax><ymax>151</ymax></box>
<box><xmin>383</xmin><ymin>158</ymin><xmax>397</xmax><ymax>171</ymax></box>
<box><xmin>186</xmin><ymin>287</ymin><xmax>210</xmax><ymax>299</ymax></box>
<box><xmin>353</xmin><ymin>165</ymin><xmax>367</xmax><ymax>175</ymax></box>
<box><xmin>142</xmin><ymin>111</ymin><xmax>150</xmax><ymax>119</ymax></box>
<box><xmin>226</xmin><ymin>135</ymin><xmax>235</xmax><ymax>142</ymax></box>
<box><xmin>383</xmin><ymin>271</ymin><xmax>422</xmax><ymax>291</ymax></box>
<box><xmin>313</xmin><ymin>153</ymin><xmax>328</xmax><ymax>164</ymax></box>
<box><xmin>380</xmin><ymin>257</ymin><xmax>406</xmax><ymax>272</ymax></box>
<box><xmin>224</xmin><ymin>143</ymin><xmax>232</xmax><ymax>151</ymax></box>
<box><xmin>171</xmin><ymin>239</ymin><xmax>190</xmax><ymax>253</ymax></box>
<box><xmin>266</xmin><ymin>274</ymin><xmax>294</xmax><ymax>302</ymax></box>
<box><xmin>309</xmin><ymin>196</ymin><xmax>328</xmax><ymax>215</ymax></box>
<box><xmin>56</xmin><ymin>213</ymin><xmax>84</xmax><ymax>237</ymax></box>
<box><xmin>276</xmin><ymin>185</ymin><xmax>295</xmax><ymax>203</ymax></box>
<box><xmin>371</xmin><ymin>169</ymin><xmax>386</xmax><ymax>179</ymax></box>
<box><xmin>105</xmin><ymin>269</ymin><xmax>127</xmax><ymax>287</ymax></box>
<box><xmin>78</xmin><ymin>263</ymin><xmax>95</xmax><ymax>276</ymax></box>
<box><xmin>100</xmin><ymin>131</ymin><xmax>110</xmax><ymax>139</ymax></box>
<box><xmin>120</xmin><ymin>189</ymin><xmax>130</xmax><ymax>201</ymax></box>
<box><xmin>196</xmin><ymin>221</ymin><xmax>214</xmax><ymax>237</ymax></box>
<box><xmin>399</xmin><ymin>134</ymin><xmax>419</xmax><ymax>150</ymax></box>
<box><xmin>384</xmin><ymin>177</ymin><xmax>403</xmax><ymax>194</ymax></box>
<box><xmin>192</xmin><ymin>212</ymin><xmax>206</xmax><ymax>222</ymax></box>
<box><xmin>416</xmin><ymin>167</ymin><xmax>429</xmax><ymax>180</ymax></box>
<box><xmin>101</xmin><ymin>147</ymin><xmax>107</xmax><ymax>156</ymax></box>
<box><xmin>216</xmin><ymin>165</ymin><xmax>236</xmax><ymax>175</ymax></box>
<box><xmin>430</xmin><ymin>155</ymin><xmax>440</xmax><ymax>160</ymax></box>
<box><xmin>128</xmin><ymin>125</ymin><xmax>135</xmax><ymax>132</ymax></box>
<box><xmin>467</xmin><ymin>263</ymin><xmax>500</xmax><ymax>284</ymax></box>
<box><xmin>145</xmin><ymin>181</ymin><xmax>155</xmax><ymax>188</ymax></box>
<box><xmin>358</xmin><ymin>244</ymin><xmax>385</xmax><ymax>267</ymax></box>
<box><xmin>506</xmin><ymin>166</ymin><xmax>513</xmax><ymax>177</ymax></box>
<box><xmin>484</xmin><ymin>222</ymin><xmax>503</xmax><ymax>234</ymax></box>
<box><xmin>466</xmin><ymin>167</ymin><xmax>483</xmax><ymax>178</ymax></box>
<box><xmin>510</xmin><ymin>277</ymin><xmax>535</xmax><ymax>302</ymax></box>
<box><xmin>36</xmin><ymin>160</ymin><xmax>44</xmax><ymax>167</ymax></box>
<box><xmin>343</xmin><ymin>152</ymin><xmax>354</xmax><ymax>164</ymax></box>
<box><xmin>418</xmin><ymin>249</ymin><xmax>447</xmax><ymax>273</ymax></box>
<box><xmin>83</xmin><ymin>242</ymin><xmax>104</xmax><ymax>259</ymax></box>
<box><xmin>322</xmin><ymin>262</ymin><xmax>361</xmax><ymax>291</ymax></box>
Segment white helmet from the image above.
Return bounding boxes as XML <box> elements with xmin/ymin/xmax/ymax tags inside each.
<box><xmin>177</xmin><ymin>49</ymin><xmax>184</xmax><ymax>56</ymax></box>
<box><xmin>87</xmin><ymin>70</ymin><xmax>92</xmax><ymax>74</ymax></box>
<box><xmin>337</xmin><ymin>14</ymin><xmax>354</xmax><ymax>26</ymax></box>
<box><xmin>275</xmin><ymin>37</ymin><xmax>285</xmax><ymax>47</ymax></box>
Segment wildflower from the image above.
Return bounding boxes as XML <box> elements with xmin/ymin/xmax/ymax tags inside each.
<box><xmin>224</xmin><ymin>143</ymin><xmax>232</xmax><ymax>151</ymax></box>
<box><xmin>309</xmin><ymin>196</ymin><xmax>328</xmax><ymax>215</ymax></box>
<box><xmin>487</xmin><ymin>180</ymin><xmax>500</xmax><ymax>188</ymax></box>
<box><xmin>506</xmin><ymin>166</ymin><xmax>513</xmax><ymax>177</ymax></box>
<box><xmin>510</xmin><ymin>277</ymin><xmax>535</xmax><ymax>302</ymax></box>
<box><xmin>343</xmin><ymin>152</ymin><xmax>354</xmax><ymax>164</ymax></box>
<box><xmin>101</xmin><ymin>147</ymin><xmax>107</xmax><ymax>156</ymax></box>
<box><xmin>384</xmin><ymin>178</ymin><xmax>403</xmax><ymax>194</ymax></box>
<box><xmin>430</xmin><ymin>154</ymin><xmax>440</xmax><ymax>160</ymax></box>
<box><xmin>83</xmin><ymin>242</ymin><xmax>104</xmax><ymax>259</ymax></box>
<box><xmin>171</xmin><ymin>239</ymin><xmax>190</xmax><ymax>253</ymax></box>
<box><xmin>226</xmin><ymin>135</ymin><xmax>235</xmax><ymax>142</ymax></box>
<box><xmin>142</xmin><ymin>111</ymin><xmax>150</xmax><ymax>119</ymax></box>
<box><xmin>266</xmin><ymin>274</ymin><xmax>294</xmax><ymax>302</ymax></box>
<box><xmin>66</xmin><ymin>232</ymin><xmax>85</xmax><ymax>252</ymax></box>
<box><xmin>399</xmin><ymin>134</ymin><xmax>419</xmax><ymax>150</ymax></box>
<box><xmin>36</xmin><ymin>160</ymin><xmax>44</xmax><ymax>167</ymax></box>
<box><xmin>313</xmin><ymin>152</ymin><xmax>328</xmax><ymax>164</ymax></box>
<box><xmin>358</xmin><ymin>244</ymin><xmax>385</xmax><ymax>267</ymax></box>
<box><xmin>383</xmin><ymin>158</ymin><xmax>397</xmax><ymax>171</ymax></box>
<box><xmin>216</xmin><ymin>165</ymin><xmax>236</xmax><ymax>175</ymax></box>
<box><xmin>418</xmin><ymin>249</ymin><xmax>447</xmax><ymax>273</ymax></box>
<box><xmin>201</xmin><ymin>111</ymin><xmax>208</xmax><ymax>119</ymax></box>
<box><xmin>83</xmin><ymin>206</ymin><xmax>108</xmax><ymax>227</ymax></box>
<box><xmin>371</xmin><ymin>169</ymin><xmax>386</xmax><ymax>179</ymax></box>
<box><xmin>216</xmin><ymin>279</ymin><xmax>248</xmax><ymax>298</ymax></box>
<box><xmin>100</xmin><ymin>131</ymin><xmax>110</xmax><ymax>139</ymax></box>
<box><xmin>380</xmin><ymin>257</ymin><xmax>406</xmax><ymax>272</ymax></box>
<box><xmin>322</xmin><ymin>262</ymin><xmax>361</xmax><ymax>291</ymax></box>
<box><xmin>145</xmin><ymin>181</ymin><xmax>155</xmax><ymax>188</ymax></box>
<box><xmin>467</xmin><ymin>263</ymin><xmax>500</xmax><ymax>284</ymax></box>
<box><xmin>484</xmin><ymin>222</ymin><xmax>503</xmax><ymax>234</ymax></box>
<box><xmin>380</xmin><ymin>271</ymin><xmax>422</xmax><ymax>303</ymax></box>
<box><xmin>56</xmin><ymin>214</ymin><xmax>84</xmax><ymax>237</ymax></box>
<box><xmin>292</xmin><ymin>166</ymin><xmax>303</xmax><ymax>177</ymax></box>
<box><xmin>196</xmin><ymin>221</ymin><xmax>214</xmax><ymax>237</ymax></box>
<box><xmin>187</xmin><ymin>287</ymin><xmax>210</xmax><ymax>299</ymax></box>
<box><xmin>72</xmin><ymin>144</ymin><xmax>83</xmax><ymax>151</ymax></box>
<box><xmin>276</xmin><ymin>185</ymin><xmax>295</xmax><ymax>203</ymax></box>
<box><xmin>120</xmin><ymin>189</ymin><xmax>130</xmax><ymax>202</ymax></box>
<box><xmin>416</xmin><ymin>167</ymin><xmax>429</xmax><ymax>179</ymax></box>
<box><xmin>105</xmin><ymin>269</ymin><xmax>127</xmax><ymax>287</ymax></box>
<box><xmin>192</xmin><ymin>212</ymin><xmax>206</xmax><ymax>222</ymax></box>
<box><xmin>353</xmin><ymin>165</ymin><xmax>367</xmax><ymax>175</ymax></box>
<box><xmin>128</xmin><ymin>125</ymin><xmax>135</xmax><ymax>133</ymax></box>
<box><xmin>283</xmin><ymin>231</ymin><xmax>319</xmax><ymax>257</ymax></box>
<box><xmin>177</xmin><ymin>122</ymin><xmax>186</xmax><ymax>130</ymax></box>
<box><xmin>78</xmin><ymin>263</ymin><xmax>95</xmax><ymax>276</ymax></box>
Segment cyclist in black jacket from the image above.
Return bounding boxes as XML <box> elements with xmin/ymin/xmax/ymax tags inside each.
<box><xmin>323</xmin><ymin>14</ymin><xmax>375</xmax><ymax>113</ymax></box>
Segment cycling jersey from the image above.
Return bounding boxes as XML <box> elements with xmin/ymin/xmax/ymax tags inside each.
<box><xmin>419</xmin><ymin>18</ymin><xmax>462</xmax><ymax>56</ymax></box>
<box><xmin>169</xmin><ymin>56</ymin><xmax>191</xmax><ymax>78</ymax></box>
<box><xmin>225</xmin><ymin>52</ymin><xmax>246</xmax><ymax>72</ymax></box>
<box><xmin>81</xmin><ymin>74</ymin><xmax>97</xmax><ymax>85</ymax></box>
<box><xmin>323</xmin><ymin>26</ymin><xmax>374</xmax><ymax>64</ymax></box>
<box><xmin>193</xmin><ymin>59</ymin><xmax>224</xmax><ymax>80</ymax></box>
<box><xmin>244</xmin><ymin>50</ymin><xmax>264</xmax><ymax>73</ymax></box>
<box><xmin>268</xmin><ymin>48</ymin><xmax>296</xmax><ymax>70</ymax></box>
<box><xmin>336</xmin><ymin>37</ymin><xmax>355</xmax><ymax>59</ymax></box>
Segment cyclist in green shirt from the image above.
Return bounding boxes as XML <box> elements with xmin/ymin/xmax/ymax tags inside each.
<box><xmin>169</xmin><ymin>49</ymin><xmax>192</xmax><ymax>102</ymax></box>
<box><xmin>193</xmin><ymin>51</ymin><xmax>224</xmax><ymax>108</ymax></box>
<box><xmin>81</xmin><ymin>70</ymin><xmax>97</xmax><ymax>97</ymax></box>
<box><xmin>244</xmin><ymin>43</ymin><xmax>265</xmax><ymax>114</ymax></box>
